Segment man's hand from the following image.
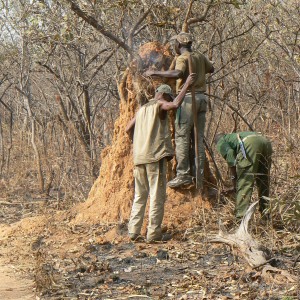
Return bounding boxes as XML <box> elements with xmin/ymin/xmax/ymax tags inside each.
<box><xmin>186</xmin><ymin>73</ymin><xmax>196</xmax><ymax>86</ymax></box>
<box><xmin>221</xmin><ymin>186</ymin><xmax>236</xmax><ymax>196</ymax></box>
<box><xmin>126</xmin><ymin>117</ymin><xmax>136</xmax><ymax>142</ymax></box>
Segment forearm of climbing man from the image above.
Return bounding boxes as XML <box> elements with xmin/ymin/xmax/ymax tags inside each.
<box><xmin>158</xmin><ymin>73</ymin><xmax>196</xmax><ymax>111</ymax></box>
<box><xmin>144</xmin><ymin>69</ymin><xmax>183</xmax><ymax>79</ymax></box>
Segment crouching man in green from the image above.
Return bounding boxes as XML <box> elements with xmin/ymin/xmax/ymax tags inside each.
<box><xmin>126</xmin><ymin>74</ymin><xmax>196</xmax><ymax>243</ymax></box>
<box><xmin>215</xmin><ymin>132</ymin><xmax>272</xmax><ymax>219</ymax></box>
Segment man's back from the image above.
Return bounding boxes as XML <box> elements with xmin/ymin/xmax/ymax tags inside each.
<box><xmin>133</xmin><ymin>100</ymin><xmax>174</xmax><ymax>166</ymax></box>
<box><xmin>175</xmin><ymin>52</ymin><xmax>213</xmax><ymax>93</ymax></box>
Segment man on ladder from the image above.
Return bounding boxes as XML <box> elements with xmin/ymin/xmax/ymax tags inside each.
<box><xmin>144</xmin><ymin>32</ymin><xmax>214</xmax><ymax>190</ymax></box>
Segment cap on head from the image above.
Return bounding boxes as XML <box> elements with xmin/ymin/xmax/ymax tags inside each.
<box><xmin>171</xmin><ymin>32</ymin><xmax>193</xmax><ymax>46</ymax></box>
<box><xmin>155</xmin><ymin>84</ymin><xmax>174</xmax><ymax>99</ymax></box>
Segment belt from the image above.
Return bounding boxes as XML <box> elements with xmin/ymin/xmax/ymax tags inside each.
<box><xmin>242</xmin><ymin>134</ymin><xmax>261</xmax><ymax>143</ymax></box>
<box><xmin>185</xmin><ymin>91</ymin><xmax>205</xmax><ymax>95</ymax></box>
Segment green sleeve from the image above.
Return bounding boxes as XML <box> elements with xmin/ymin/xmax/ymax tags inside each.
<box><xmin>225</xmin><ymin>149</ymin><xmax>236</xmax><ymax>167</ymax></box>
<box><xmin>217</xmin><ymin>140</ymin><xmax>236</xmax><ymax>167</ymax></box>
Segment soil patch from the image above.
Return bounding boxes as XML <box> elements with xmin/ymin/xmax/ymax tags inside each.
<box><xmin>31</xmin><ymin>220</ymin><xmax>300</xmax><ymax>299</ymax></box>
<box><xmin>0</xmin><ymin>258</ymin><xmax>34</xmax><ymax>300</ymax></box>
<box><xmin>0</xmin><ymin>191</ymin><xmax>299</xmax><ymax>299</ymax></box>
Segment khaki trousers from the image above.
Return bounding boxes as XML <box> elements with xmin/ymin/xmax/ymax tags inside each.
<box><xmin>175</xmin><ymin>93</ymin><xmax>207</xmax><ymax>185</ymax></box>
<box><xmin>128</xmin><ymin>158</ymin><xmax>167</xmax><ymax>241</ymax></box>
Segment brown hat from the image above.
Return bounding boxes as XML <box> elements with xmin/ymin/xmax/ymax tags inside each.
<box><xmin>155</xmin><ymin>84</ymin><xmax>175</xmax><ymax>99</ymax></box>
<box><xmin>171</xmin><ymin>32</ymin><xmax>193</xmax><ymax>45</ymax></box>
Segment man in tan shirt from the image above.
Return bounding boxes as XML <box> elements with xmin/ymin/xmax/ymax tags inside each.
<box><xmin>126</xmin><ymin>74</ymin><xmax>195</xmax><ymax>243</ymax></box>
<box><xmin>144</xmin><ymin>32</ymin><xmax>214</xmax><ymax>189</ymax></box>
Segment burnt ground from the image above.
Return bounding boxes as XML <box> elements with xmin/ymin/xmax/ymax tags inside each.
<box><xmin>31</xmin><ymin>223</ymin><xmax>300</xmax><ymax>300</ymax></box>
<box><xmin>35</xmin><ymin>235</ymin><xmax>299</xmax><ymax>300</ymax></box>
<box><xmin>32</xmin><ymin>218</ymin><xmax>300</xmax><ymax>300</ymax></box>
<box><xmin>0</xmin><ymin>195</ymin><xmax>299</xmax><ymax>300</ymax></box>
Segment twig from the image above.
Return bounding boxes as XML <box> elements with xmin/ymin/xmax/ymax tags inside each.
<box><xmin>293</xmin><ymin>253</ymin><xmax>300</xmax><ymax>268</ymax></box>
<box><xmin>206</xmin><ymin>92</ymin><xmax>254</xmax><ymax>131</ymax></box>
<box><xmin>252</xmin><ymin>257</ymin><xmax>276</xmax><ymax>270</ymax></box>
<box><xmin>0</xmin><ymin>201</ymin><xmax>22</xmax><ymax>206</ymax></box>
<box><xmin>204</xmin><ymin>138</ymin><xmax>224</xmax><ymax>185</ymax></box>
<box><xmin>128</xmin><ymin>296</ymin><xmax>151</xmax><ymax>299</ymax></box>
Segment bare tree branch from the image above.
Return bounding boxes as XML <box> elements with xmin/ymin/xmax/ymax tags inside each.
<box><xmin>65</xmin><ymin>0</ymin><xmax>135</xmax><ymax>58</ymax></box>
<box><xmin>128</xmin><ymin>6</ymin><xmax>153</xmax><ymax>49</ymax></box>
<box><xmin>182</xmin><ymin>0</ymin><xmax>215</xmax><ymax>33</ymax></box>
<box><xmin>206</xmin><ymin>90</ymin><xmax>255</xmax><ymax>131</ymax></box>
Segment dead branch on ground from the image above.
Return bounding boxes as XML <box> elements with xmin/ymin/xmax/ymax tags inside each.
<box><xmin>209</xmin><ymin>201</ymin><xmax>298</xmax><ymax>283</ymax></box>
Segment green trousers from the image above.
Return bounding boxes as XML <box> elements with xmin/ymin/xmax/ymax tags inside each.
<box><xmin>175</xmin><ymin>93</ymin><xmax>207</xmax><ymax>186</ymax></box>
<box><xmin>235</xmin><ymin>135</ymin><xmax>272</xmax><ymax>218</ymax></box>
<box><xmin>128</xmin><ymin>158</ymin><xmax>167</xmax><ymax>241</ymax></box>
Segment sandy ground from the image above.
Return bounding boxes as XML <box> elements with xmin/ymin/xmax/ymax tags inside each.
<box><xmin>0</xmin><ymin>258</ymin><xmax>35</xmax><ymax>300</ymax></box>
<box><xmin>0</xmin><ymin>197</ymin><xmax>298</xmax><ymax>299</ymax></box>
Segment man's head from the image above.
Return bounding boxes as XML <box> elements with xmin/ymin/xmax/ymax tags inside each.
<box><xmin>214</xmin><ymin>133</ymin><xmax>225</xmax><ymax>145</ymax></box>
<box><xmin>155</xmin><ymin>84</ymin><xmax>174</xmax><ymax>101</ymax></box>
<box><xmin>171</xmin><ymin>32</ymin><xmax>193</xmax><ymax>54</ymax></box>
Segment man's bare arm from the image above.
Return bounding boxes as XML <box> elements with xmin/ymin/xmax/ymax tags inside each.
<box><xmin>158</xmin><ymin>73</ymin><xmax>196</xmax><ymax>111</ymax></box>
<box><xmin>144</xmin><ymin>69</ymin><xmax>183</xmax><ymax>79</ymax></box>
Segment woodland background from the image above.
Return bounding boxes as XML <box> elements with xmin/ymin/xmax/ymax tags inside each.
<box><xmin>0</xmin><ymin>0</ymin><xmax>299</xmax><ymax>225</ymax></box>
<box><xmin>0</xmin><ymin>0</ymin><xmax>299</xmax><ymax>299</ymax></box>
